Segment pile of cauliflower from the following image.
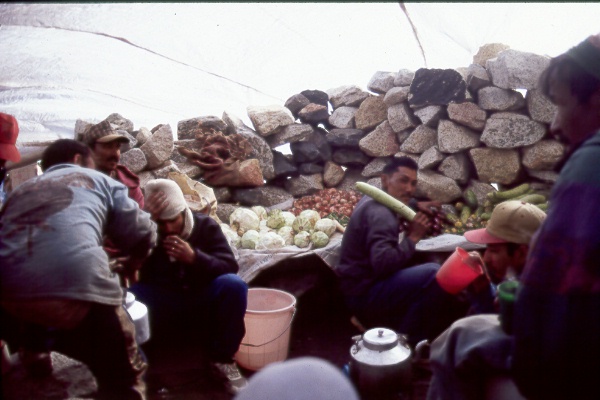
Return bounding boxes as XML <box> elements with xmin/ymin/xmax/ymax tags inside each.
<box><xmin>220</xmin><ymin>206</ymin><xmax>338</xmax><ymax>251</ymax></box>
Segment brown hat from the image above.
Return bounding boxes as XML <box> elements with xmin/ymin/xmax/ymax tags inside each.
<box><xmin>464</xmin><ymin>200</ymin><xmax>546</xmax><ymax>245</ymax></box>
<box><xmin>0</xmin><ymin>112</ymin><xmax>21</xmax><ymax>162</ymax></box>
<box><xmin>83</xmin><ymin>120</ymin><xmax>129</xmax><ymax>146</ymax></box>
<box><xmin>566</xmin><ymin>33</ymin><xmax>600</xmax><ymax>81</ymax></box>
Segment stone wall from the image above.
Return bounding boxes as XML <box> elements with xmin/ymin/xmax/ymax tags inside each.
<box><xmin>76</xmin><ymin>43</ymin><xmax>563</xmax><ymax>215</ymax></box>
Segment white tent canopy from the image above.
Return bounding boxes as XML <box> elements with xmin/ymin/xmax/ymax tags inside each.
<box><xmin>1</xmin><ymin>2</ymin><xmax>599</xmax><ymax>145</ymax></box>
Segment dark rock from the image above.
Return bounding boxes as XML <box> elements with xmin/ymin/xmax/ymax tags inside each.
<box><xmin>408</xmin><ymin>68</ymin><xmax>467</xmax><ymax>107</ymax></box>
<box><xmin>298</xmin><ymin>163</ymin><xmax>324</xmax><ymax>174</ymax></box>
<box><xmin>298</xmin><ymin>103</ymin><xmax>330</xmax><ymax>125</ymax></box>
<box><xmin>284</xmin><ymin>94</ymin><xmax>311</xmax><ymax>118</ymax></box>
<box><xmin>325</xmin><ymin>128</ymin><xmax>365</xmax><ymax>148</ymax></box>
<box><xmin>213</xmin><ymin>187</ymin><xmax>232</xmax><ymax>203</ymax></box>
<box><xmin>272</xmin><ymin>150</ymin><xmax>299</xmax><ymax>178</ymax></box>
<box><xmin>300</xmin><ymin>89</ymin><xmax>329</xmax><ymax>106</ymax></box>
<box><xmin>217</xmin><ymin>203</ymin><xmax>239</xmax><ymax>224</ymax></box>
<box><xmin>232</xmin><ymin>185</ymin><xmax>295</xmax><ymax>207</ymax></box>
<box><xmin>290</xmin><ymin>130</ymin><xmax>331</xmax><ymax>164</ymax></box>
<box><xmin>332</xmin><ymin>148</ymin><xmax>371</xmax><ymax>166</ymax></box>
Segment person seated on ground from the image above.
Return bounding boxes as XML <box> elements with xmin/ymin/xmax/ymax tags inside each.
<box><xmin>129</xmin><ymin>178</ymin><xmax>249</xmax><ymax>394</ymax></box>
<box><xmin>425</xmin><ymin>200</ymin><xmax>546</xmax><ymax>400</ymax></box>
<box><xmin>461</xmin><ymin>200</ymin><xmax>546</xmax><ymax>315</ymax></box>
<box><xmin>234</xmin><ymin>356</ymin><xmax>360</xmax><ymax>400</ymax></box>
<box><xmin>512</xmin><ymin>33</ymin><xmax>600</xmax><ymax>400</ymax></box>
<box><xmin>335</xmin><ymin>156</ymin><xmax>468</xmax><ymax>347</ymax></box>
<box><xmin>0</xmin><ymin>139</ymin><xmax>157</xmax><ymax>400</ymax></box>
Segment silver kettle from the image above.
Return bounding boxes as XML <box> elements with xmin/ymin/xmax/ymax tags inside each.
<box><xmin>348</xmin><ymin>327</ymin><xmax>413</xmax><ymax>395</ymax></box>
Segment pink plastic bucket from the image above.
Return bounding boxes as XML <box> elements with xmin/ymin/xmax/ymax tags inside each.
<box><xmin>436</xmin><ymin>247</ymin><xmax>483</xmax><ymax>294</ymax></box>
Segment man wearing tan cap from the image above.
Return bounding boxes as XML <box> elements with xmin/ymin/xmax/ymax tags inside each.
<box><xmin>463</xmin><ymin>200</ymin><xmax>546</xmax><ymax>313</ymax></box>
<box><xmin>0</xmin><ymin>112</ymin><xmax>21</xmax><ymax>208</ymax></box>
<box><xmin>83</xmin><ymin>119</ymin><xmax>144</xmax><ymax>209</ymax></box>
<box><xmin>426</xmin><ymin>201</ymin><xmax>546</xmax><ymax>400</ymax></box>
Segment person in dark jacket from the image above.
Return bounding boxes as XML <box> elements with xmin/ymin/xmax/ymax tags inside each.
<box><xmin>512</xmin><ymin>33</ymin><xmax>600</xmax><ymax>400</ymax></box>
<box><xmin>335</xmin><ymin>157</ymin><xmax>467</xmax><ymax>346</ymax></box>
<box><xmin>129</xmin><ymin>178</ymin><xmax>249</xmax><ymax>394</ymax></box>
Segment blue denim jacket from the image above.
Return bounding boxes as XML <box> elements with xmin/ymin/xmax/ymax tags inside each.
<box><xmin>0</xmin><ymin>164</ymin><xmax>157</xmax><ymax>306</ymax></box>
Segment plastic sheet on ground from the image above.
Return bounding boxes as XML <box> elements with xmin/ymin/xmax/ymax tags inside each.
<box><xmin>237</xmin><ymin>232</ymin><xmax>343</xmax><ymax>283</ymax></box>
<box><xmin>236</xmin><ymin>232</ymin><xmax>486</xmax><ymax>283</ymax></box>
<box><xmin>416</xmin><ymin>234</ymin><xmax>486</xmax><ymax>252</ymax></box>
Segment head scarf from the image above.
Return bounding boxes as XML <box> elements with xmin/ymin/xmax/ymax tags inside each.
<box><xmin>144</xmin><ymin>179</ymin><xmax>194</xmax><ymax>239</ymax></box>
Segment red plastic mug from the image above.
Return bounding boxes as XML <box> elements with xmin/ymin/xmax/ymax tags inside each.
<box><xmin>436</xmin><ymin>247</ymin><xmax>483</xmax><ymax>294</ymax></box>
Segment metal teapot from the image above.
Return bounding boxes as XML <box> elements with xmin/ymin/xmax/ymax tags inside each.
<box><xmin>348</xmin><ymin>327</ymin><xmax>413</xmax><ymax>395</ymax></box>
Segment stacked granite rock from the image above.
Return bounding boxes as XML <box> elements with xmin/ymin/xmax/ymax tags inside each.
<box><xmin>76</xmin><ymin>43</ymin><xmax>564</xmax><ymax>218</ymax></box>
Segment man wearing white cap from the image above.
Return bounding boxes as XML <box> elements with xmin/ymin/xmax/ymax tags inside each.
<box><xmin>130</xmin><ymin>178</ymin><xmax>249</xmax><ymax>394</ymax></box>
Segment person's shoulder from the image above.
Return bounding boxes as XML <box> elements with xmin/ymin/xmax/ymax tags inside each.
<box><xmin>192</xmin><ymin>212</ymin><xmax>220</xmax><ymax>226</ymax></box>
<box><xmin>114</xmin><ymin>165</ymin><xmax>141</xmax><ymax>187</ymax></box>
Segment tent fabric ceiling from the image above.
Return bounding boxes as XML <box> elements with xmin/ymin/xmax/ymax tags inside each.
<box><xmin>1</xmin><ymin>3</ymin><xmax>599</xmax><ymax>145</ymax></box>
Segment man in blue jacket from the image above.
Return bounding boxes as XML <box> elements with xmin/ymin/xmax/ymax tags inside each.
<box><xmin>335</xmin><ymin>157</ymin><xmax>467</xmax><ymax>346</ymax></box>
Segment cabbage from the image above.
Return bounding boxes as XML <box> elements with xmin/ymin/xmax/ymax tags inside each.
<box><xmin>220</xmin><ymin>223</ymin><xmax>241</xmax><ymax>248</ymax></box>
<box><xmin>294</xmin><ymin>231</ymin><xmax>311</xmax><ymax>248</ymax></box>
<box><xmin>299</xmin><ymin>209</ymin><xmax>321</xmax><ymax>226</ymax></box>
<box><xmin>277</xmin><ymin>226</ymin><xmax>295</xmax><ymax>246</ymax></box>
<box><xmin>259</xmin><ymin>219</ymin><xmax>272</xmax><ymax>233</ymax></box>
<box><xmin>311</xmin><ymin>231</ymin><xmax>330</xmax><ymax>248</ymax></box>
<box><xmin>292</xmin><ymin>215</ymin><xmax>313</xmax><ymax>233</ymax></box>
<box><xmin>266</xmin><ymin>209</ymin><xmax>286</xmax><ymax>229</ymax></box>
<box><xmin>314</xmin><ymin>218</ymin><xmax>336</xmax><ymax>237</ymax></box>
<box><xmin>256</xmin><ymin>231</ymin><xmax>286</xmax><ymax>250</ymax></box>
<box><xmin>241</xmin><ymin>229</ymin><xmax>260</xmax><ymax>249</ymax></box>
<box><xmin>251</xmin><ymin>206</ymin><xmax>267</xmax><ymax>220</ymax></box>
<box><xmin>230</xmin><ymin>208</ymin><xmax>260</xmax><ymax>236</ymax></box>
<box><xmin>281</xmin><ymin>211</ymin><xmax>296</xmax><ymax>227</ymax></box>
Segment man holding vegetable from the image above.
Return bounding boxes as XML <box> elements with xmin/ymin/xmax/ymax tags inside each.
<box><xmin>335</xmin><ymin>157</ymin><xmax>467</xmax><ymax>347</ymax></box>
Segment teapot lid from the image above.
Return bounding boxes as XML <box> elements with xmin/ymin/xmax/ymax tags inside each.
<box><xmin>363</xmin><ymin>327</ymin><xmax>398</xmax><ymax>351</ymax></box>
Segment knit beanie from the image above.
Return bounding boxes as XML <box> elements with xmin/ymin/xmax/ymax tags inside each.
<box><xmin>145</xmin><ymin>179</ymin><xmax>194</xmax><ymax>239</ymax></box>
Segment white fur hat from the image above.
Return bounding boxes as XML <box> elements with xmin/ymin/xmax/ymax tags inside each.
<box><xmin>144</xmin><ymin>179</ymin><xmax>188</xmax><ymax>220</ymax></box>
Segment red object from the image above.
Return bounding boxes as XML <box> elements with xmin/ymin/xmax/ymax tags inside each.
<box><xmin>436</xmin><ymin>247</ymin><xmax>483</xmax><ymax>294</ymax></box>
<box><xmin>0</xmin><ymin>113</ymin><xmax>21</xmax><ymax>162</ymax></box>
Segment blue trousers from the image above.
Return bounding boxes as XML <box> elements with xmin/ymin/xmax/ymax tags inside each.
<box><xmin>346</xmin><ymin>263</ymin><xmax>468</xmax><ymax>346</ymax></box>
<box><xmin>130</xmin><ymin>273</ymin><xmax>248</xmax><ymax>363</ymax></box>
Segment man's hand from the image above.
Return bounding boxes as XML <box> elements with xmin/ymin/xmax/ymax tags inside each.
<box><xmin>111</xmin><ymin>256</ymin><xmax>145</xmax><ymax>287</ymax></box>
<box><xmin>163</xmin><ymin>235</ymin><xmax>196</xmax><ymax>264</ymax></box>
<box><xmin>145</xmin><ymin>190</ymin><xmax>169</xmax><ymax>221</ymax></box>
<box><xmin>407</xmin><ymin>212</ymin><xmax>432</xmax><ymax>244</ymax></box>
<box><xmin>416</xmin><ymin>200</ymin><xmax>443</xmax><ymax>216</ymax></box>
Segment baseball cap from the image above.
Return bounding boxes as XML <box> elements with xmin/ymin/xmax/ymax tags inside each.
<box><xmin>464</xmin><ymin>200</ymin><xmax>546</xmax><ymax>245</ymax></box>
<box><xmin>0</xmin><ymin>112</ymin><xmax>21</xmax><ymax>162</ymax></box>
<box><xmin>82</xmin><ymin>119</ymin><xmax>129</xmax><ymax>146</ymax></box>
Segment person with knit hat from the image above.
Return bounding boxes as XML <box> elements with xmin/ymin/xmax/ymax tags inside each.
<box><xmin>511</xmin><ymin>33</ymin><xmax>600</xmax><ymax>400</ymax></box>
<box><xmin>129</xmin><ymin>178</ymin><xmax>249</xmax><ymax>394</ymax></box>
<box><xmin>0</xmin><ymin>112</ymin><xmax>21</xmax><ymax>208</ymax></box>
